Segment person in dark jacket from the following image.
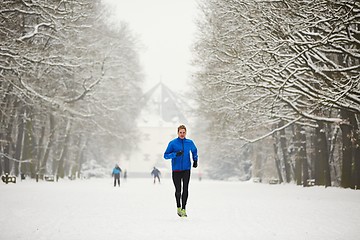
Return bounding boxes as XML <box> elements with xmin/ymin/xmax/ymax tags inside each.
<box><xmin>164</xmin><ymin>125</ymin><xmax>198</xmax><ymax>217</ymax></box>
<box><xmin>112</xmin><ymin>164</ymin><xmax>122</xmax><ymax>187</ymax></box>
<box><xmin>151</xmin><ymin>167</ymin><xmax>161</xmax><ymax>184</ymax></box>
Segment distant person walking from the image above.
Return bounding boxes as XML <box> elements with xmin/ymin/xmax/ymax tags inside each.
<box><xmin>164</xmin><ymin>125</ymin><xmax>198</xmax><ymax>217</ymax></box>
<box><xmin>123</xmin><ymin>169</ymin><xmax>127</xmax><ymax>181</ymax></box>
<box><xmin>151</xmin><ymin>167</ymin><xmax>161</xmax><ymax>184</ymax></box>
<box><xmin>112</xmin><ymin>164</ymin><xmax>122</xmax><ymax>187</ymax></box>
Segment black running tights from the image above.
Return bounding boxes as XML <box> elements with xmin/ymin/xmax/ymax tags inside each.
<box><xmin>114</xmin><ymin>177</ymin><xmax>120</xmax><ymax>186</ymax></box>
<box><xmin>172</xmin><ymin>170</ymin><xmax>190</xmax><ymax>209</ymax></box>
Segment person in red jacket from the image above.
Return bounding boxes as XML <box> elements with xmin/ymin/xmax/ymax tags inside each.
<box><xmin>164</xmin><ymin>125</ymin><xmax>198</xmax><ymax>217</ymax></box>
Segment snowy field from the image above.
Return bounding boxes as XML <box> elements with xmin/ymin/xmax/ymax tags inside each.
<box><xmin>1</xmin><ymin>177</ymin><xmax>359</xmax><ymax>240</ymax></box>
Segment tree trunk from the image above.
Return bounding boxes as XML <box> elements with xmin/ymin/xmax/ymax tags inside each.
<box><xmin>294</xmin><ymin>124</ymin><xmax>302</xmax><ymax>185</ymax></box>
<box><xmin>309</xmin><ymin>129</ymin><xmax>316</xmax><ymax>180</ymax></box>
<box><xmin>348</xmin><ymin>111</ymin><xmax>359</xmax><ymax>189</ymax></box>
<box><xmin>279</xmin><ymin>120</ymin><xmax>291</xmax><ymax>183</ymax></box>
<box><xmin>340</xmin><ymin>109</ymin><xmax>353</xmax><ymax>188</ymax></box>
<box><xmin>294</xmin><ymin>124</ymin><xmax>309</xmax><ymax>186</ymax></box>
<box><xmin>39</xmin><ymin>113</ymin><xmax>56</xmax><ymax>179</ymax></box>
<box><xmin>328</xmin><ymin>125</ymin><xmax>340</xmax><ymax>185</ymax></box>
<box><xmin>13</xmin><ymin>104</ymin><xmax>26</xmax><ymax>176</ymax></box>
<box><xmin>21</xmin><ymin>109</ymin><xmax>36</xmax><ymax>178</ymax></box>
<box><xmin>0</xmin><ymin>81</ymin><xmax>8</xmax><ymax>175</ymax></box>
<box><xmin>352</xmin><ymin>114</ymin><xmax>360</xmax><ymax>189</ymax></box>
<box><xmin>56</xmin><ymin>119</ymin><xmax>72</xmax><ymax>179</ymax></box>
<box><xmin>272</xmin><ymin>129</ymin><xmax>284</xmax><ymax>183</ymax></box>
<box><xmin>2</xmin><ymin>84</ymin><xmax>16</xmax><ymax>174</ymax></box>
<box><xmin>76</xmin><ymin>136</ymin><xmax>88</xmax><ymax>178</ymax></box>
<box><xmin>36</xmin><ymin>125</ymin><xmax>46</xmax><ymax>177</ymax></box>
<box><xmin>314</xmin><ymin>121</ymin><xmax>331</xmax><ymax>187</ymax></box>
<box><xmin>300</xmin><ymin>126</ymin><xmax>309</xmax><ymax>187</ymax></box>
<box><xmin>71</xmin><ymin>134</ymin><xmax>84</xmax><ymax>179</ymax></box>
<box><xmin>28</xmin><ymin>115</ymin><xmax>38</xmax><ymax>178</ymax></box>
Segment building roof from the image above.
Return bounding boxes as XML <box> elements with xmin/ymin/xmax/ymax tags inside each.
<box><xmin>138</xmin><ymin>82</ymin><xmax>188</xmax><ymax>127</ymax></box>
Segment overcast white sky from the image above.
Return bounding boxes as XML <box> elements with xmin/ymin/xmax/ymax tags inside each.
<box><xmin>102</xmin><ymin>0</ymin><xmax>199</xmax><ymax>92</ymax></box>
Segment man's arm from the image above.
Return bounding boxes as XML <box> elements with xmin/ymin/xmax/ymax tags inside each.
<box><xmin>164</xmin><ymin>142</ymin><xmax>176</xmax><ymax>159</ymax></box>
<box><xmin>191</xmin><ymin>141</ymin><xmax>198</xmax><ymax>161</ymax></box>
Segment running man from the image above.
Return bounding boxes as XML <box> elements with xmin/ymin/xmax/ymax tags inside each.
<box><xmin>164</xmin><ymin>125</ymin><xmax>198</xmax><ymax>217</ymax></box>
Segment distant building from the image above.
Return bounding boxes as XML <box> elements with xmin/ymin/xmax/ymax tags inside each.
<box><xmin>121</xmin><ymin>82</ymin><xmax>189</xmax><ymax>177</ymax></box>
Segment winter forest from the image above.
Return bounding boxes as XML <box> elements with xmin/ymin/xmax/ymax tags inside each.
<box><xmin>0</xmin><ymin>1</ymin><xmax>143</xmax><ymax>181</ymax></box>
<box><xmin>1</xmin><ymin>0</ymin><xmax>359</xmax><ymax>190</ymax></box>
<box><xmin>193</xmin><ymin>0</ymin><xmax>360</xmax><ymax>188</ymax></box>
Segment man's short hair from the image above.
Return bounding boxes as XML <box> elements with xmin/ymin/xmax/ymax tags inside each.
<box><xmin>178</xmin><ymin>125</ymin><xmax>187</xmax><ymax>132</ymax></box>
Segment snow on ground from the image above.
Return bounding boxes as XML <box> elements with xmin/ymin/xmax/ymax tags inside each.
<box><xmin>1</xmin><ymin>177</ymin><xmax>359</xmax><ymax>240</ymax></box>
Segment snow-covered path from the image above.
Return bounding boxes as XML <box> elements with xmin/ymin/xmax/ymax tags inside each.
<box><xmin>1</xmin><ymin>178</ymin><xmax>359</xmax><ymax>240</ymax></box>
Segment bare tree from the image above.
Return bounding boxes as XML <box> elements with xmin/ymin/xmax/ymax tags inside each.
<box><xmin>0</xmin><ymin>0</ymin><xmax>144</xmax><ymax>179</ymax></box>
<box><xmin>193</xmin><ymin>0</ymin><xmax>359</xmax><ymax>187</ymax></box>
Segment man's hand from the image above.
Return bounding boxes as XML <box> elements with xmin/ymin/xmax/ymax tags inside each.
<box><xmin>193</xmin><ymin>161</ymin><xmax>198</xmax><ymax>168</ymax></box>
<box><xmin>176</xmin><ymin>151</ymin><xmax>183</xmax><ymax>157</ymax></box>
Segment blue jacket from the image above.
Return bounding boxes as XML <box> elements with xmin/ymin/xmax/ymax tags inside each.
<box><xmin>164</xmin><ymin>137</ymin><xmax>198</xmax><ymax>171</ymax></box>
<box><xmin>112</xmin><ymin>167</ymin><xmax>121</xmax><ymax>175</ymax></box>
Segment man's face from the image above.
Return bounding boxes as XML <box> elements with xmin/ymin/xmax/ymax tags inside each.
<box><xmin>178</xmin><ymin>129</ymin><xmax>186</xmax><ymax>139</ymax></box>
